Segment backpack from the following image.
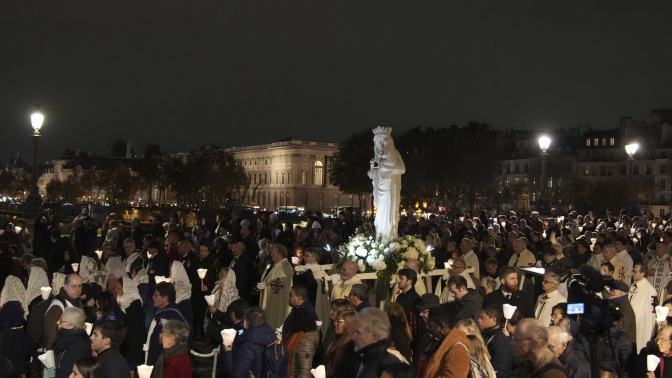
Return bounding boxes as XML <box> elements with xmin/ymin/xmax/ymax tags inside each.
<box><xmin>451</xmin><ymin>341</ymin><xmax>489</xmax><ymax>378</ymax></box>
<box><xmin>261</xmin><ymin>339</ymin><xmax>289</xmax><ymax>378</ymax></box>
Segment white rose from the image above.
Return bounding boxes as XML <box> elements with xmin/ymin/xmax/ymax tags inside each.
<box><xmin>357</xmin><ymin>263</ymin><xmax>366</xmax><ymax>272</ymax></box>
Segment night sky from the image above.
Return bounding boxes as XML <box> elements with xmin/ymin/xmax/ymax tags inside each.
<box><xmin>2</xmin><ymin>1</ymin><xmax>671</xmax><ymax>163</ymax></box>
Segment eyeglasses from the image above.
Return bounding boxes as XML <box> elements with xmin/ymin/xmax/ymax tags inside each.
<box><xmin>333</xmin><ymin>319</ymin><xmax>344</xmax><ymax>324</ymax></box>
<box><xmin>541</xmin><ymin>281</ymin><xmax>556</xmax><ymax>285</ymax></box>
<box><xmin>656</xmin><ymin>338</ymin><xmax>671</xmax><ymax>343</ymax></box>
<box><xmin>551</xmin><ymin>314</ymin><xmax>564</xmax><ymax>319</ymax></box>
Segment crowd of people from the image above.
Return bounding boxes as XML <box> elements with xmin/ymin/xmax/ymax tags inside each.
<box><xmin>1</xmin><ymin>206</ymin><xmax>672</xmax><ymax>377</ymax></box>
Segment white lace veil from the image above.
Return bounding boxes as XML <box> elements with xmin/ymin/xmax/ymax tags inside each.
<box><xmin>133</xmin><ymin>268</ymin><xmax>149</xmax><ymax>285</ymax></box>
<box><xmin>1</xmin><ymin>276</ymin><xmax>27</xmax><ymax>317</ymax></box>
<box><xmin>25</xmin><ymin>267</ymin><xmax>49</xmax><ymax>312</ymax></box>
<box><xmin>79</xmin><ymin>256</ymin><xmax>98</xmax><ymax>284</ymax></box>
<box><xmin>52</xmin><ymin>273</ymin><xmax>67</xmax><ymax>294</ymax></box>
<box><xmin>118</xmin><ymin>276</ymin><xmax>143</xmax><ymax>312</ymax></box>
<box><xmin>105</xmin><ymin>256</ymin><xmax>126</xmax><ymax>278</ymax></box>
<box><xmin>170</xmin><ymin>262</ymin><xmax>192</xmax><ymax>304</ymax></box>
<box><xmin>213</xmin><ymin>268</ymin><xmax>240</xmax><ymax>313</ymax></box>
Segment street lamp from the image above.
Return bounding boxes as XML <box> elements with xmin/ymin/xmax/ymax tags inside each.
<box><xmin>538</xmin><ymin>136</ymin><xmax>551</xmax><ymax>213</ymax></box>
<box><xmin>625</xmin><ymin>143</ymin><xmax>639</xmax><ymax>214</ymax></box>
<box><xmin>25</xmin><ymin>105</ymin><xmax>44</xmax><ymax>216</ymax></box>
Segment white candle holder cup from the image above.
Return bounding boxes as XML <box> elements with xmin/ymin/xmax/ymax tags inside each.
<box><xmin>41</xmin><ymin>287</ymin><xmax>52</xmax><ymax>300</ymax></box>
<box><xmin>38</xmin><ymin>351</ymin><xmax>55</xmax><ymax>368</ymax></box>
<box><xmin>71</xmin><ymin>263</ymin><xmax>80</xmax><ymax>272</ymax></box>
<box><xmin>311</xmin><ymin>365</ymin><xmax>326</xmax><ymax>378</ymax></box>
<box><xmin>204</xmin><ymin>294</ymin><xmax>215</xmax><ymax>306</ymax></box>
<box><xmin>137</xmin><ymin>364</ymin><xmax>154</xmax><ymax>378</ymax></box>
<box><xmin>648</xmin><ymin>355</ymin><xmax>661</xmax><ymax>372</ymax></box>
<box><xmin>221</xmin><ymin>329</ymin><xmax>237</xmax><ymax>346</ymax></box>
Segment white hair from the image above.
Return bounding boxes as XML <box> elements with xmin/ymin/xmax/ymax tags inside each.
<box><xmin>547</xmin><ymin>325</ymin><xmax>569</xmax><ymax>343</ymax></box>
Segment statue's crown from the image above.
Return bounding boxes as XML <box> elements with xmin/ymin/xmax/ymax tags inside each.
<box><xmin>372</xmin><ymin>126</ymin><xmax>392</xmax><ymax>136</ymax></box>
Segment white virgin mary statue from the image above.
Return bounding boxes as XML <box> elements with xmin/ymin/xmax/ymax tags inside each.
<box><xmin>368</xmin><ymin>127</ymin><xmax>405</xmax><ymax>244</ymax></box>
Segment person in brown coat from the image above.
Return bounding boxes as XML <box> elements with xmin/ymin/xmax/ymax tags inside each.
<box><xmin>512</xmin><ymin>318</ymin><xmax>567</xmax><ymax>378</ymax></box>
<box><xmin>420</xmin><ymin>304</ymin><xmax>472</xmax><ymax>378</ymax></box>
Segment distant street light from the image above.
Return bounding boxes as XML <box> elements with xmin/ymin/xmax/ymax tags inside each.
<box><xmin>625</xmin><ymin>143</ymin><xmax>639</xmax><ymax>214</ymax></box>
<box><xmin>538</xmin><ymin>136</ymin><xmax>551</xmax><ymax>213</ymax></box>
<box><xmin>25</xmin><ymin>105</ymin><xmax>44</xmax><ymax>216</ymax></box>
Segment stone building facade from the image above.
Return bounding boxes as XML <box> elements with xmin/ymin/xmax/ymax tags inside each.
<box><xmin>229</xmin><ymin>140</ymin><xmax>360</xmax><ymax>213</ymax></box>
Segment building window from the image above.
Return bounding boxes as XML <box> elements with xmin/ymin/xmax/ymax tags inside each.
<box><xmin>280</xmin><ymin>192</ymin><xmax>284</xmax><ymax>206</ymax></box>
<box><xmin>282</xmin><ymin>173</ymin><xmax>285</xmax><ymax>184</ymax></box>
<box><xmin>275</xmin><ymin>172</ymin><xmax>278</xmax><ymax>185</ymax></box>
<box><xmin>646</xmin><ymin>165</ymin><xmax>652</xmax><ymax>175</ymax></box>
<box><xmin>506</xmin><ymin>165</ymin><xmax>510</xmax><ymax>174</ymax></box>
<box><xmin>585</xmin><ymin>166</ymin><xmax>590</xmax><ymax>176</ymax></box>
<box><xmin>600</xmin><ymin>166</ymin><xmax>606</xmax><ymax>176</ymax></box>
<box><xmin>264</xmin><ymin>173</ymin><xmax>268</xmax><ymax>185</ymax></box>
<box><xmin>662</xmin><ymin>164</ymin><xmax>667</xmax><ymax>174</ymax></box>
<box><xmin>662</xmin><ymin>194</ymin><xmax>666</xmax><ymax>203</ymax></box>
<box><xmin>274</xmin><ymin>192</ymin><xmax>278</xmax><ymax>206</ymax></box>
<box><xmin>586</xmin><ymin>139</ymin><xmax>591</xmax><ymax>147</ymax></box>
<box><xmin>610</xmin><ymin>137</ymin><xmax>615</xmax><ymax>146</ymax></box>
<box><xmin>524</xmin><ymin>163</ymin><xmax>529</xmax><ymax>172</ymax></box>
<box><xmin>602</xmin><ymin>138</ymin><xmax>606</xmax><ymax>146</ymax></box>
<box><xmin>593</xmin><ymin>138</ymin><xmax>598</xmax><ymax>146</ymax></box>
<box><xmin>662</xmin><ymin>179</ymin><xmax>666</xmax><ymax>190</ymax></box>
<box><xmin>662</xmin><ymin>208</ymin><xmax>667</xmax><ymax>216</ymax></box>
<box><xmin>514</xmin><ymin>164</ymin><xmax>519</xmax><ymax>173</ymax></box>
<box><xmin>634</xmin><ymin>165</ymin><xmax>639</xmax><ymax>175</ymax></box>
<box><xmin>314</xmin><ymin>161</ymin><xmax>323</xmax><ymax>185</ymax></box>
<box><xmin>286</xmin><ymin>192</ymin><xmax>290</xmax><ymax>205</ymax></box>
<box><xmin>302</xmin><ymin>172</ymin><xmax>307</xmax><ymax>185</ymax></box>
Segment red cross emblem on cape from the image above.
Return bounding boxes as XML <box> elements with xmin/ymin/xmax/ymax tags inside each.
<box><xmin>271</xmin><ymin>278</ymin><xmax>284</xmax><ymax>294</ymax></box>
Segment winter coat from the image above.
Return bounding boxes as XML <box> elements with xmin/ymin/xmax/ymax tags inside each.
<box><xmin>423</xmin><ymin>328</ymin><xmax>471</xmax><ymax>378</ymax></box>
<box><xmin>54</xmin><ymin>328</ymin><xmax>91</xmax><ymax>378</ymax></box>
<box><xmin>164</xmin><ymin>353</ymin><xmax>192</xmax><ymax>378</ymax></box>
<box><xmin>599</xmin><ymin>329</ymin><xmax>636</xmax><ymax>378</ymax></box>
<box><xmin>355</xmin><ymin>339</ymin><xmax>400</xmax><ymax>378</ymax></box>
<box><xmin>222</xmin><ymin>324</ymin><xmax>277</xmax><ymax>378</ymax></box>
<box><xmin>482</xmin><ymin>325</ymin><xmax>513</xmax><ymax>378</ymax></box>
<box><xmin>97</xmin><ymin>348</ymin><xmax>131</xmax><ymax>378</ymax></box>
<box><xmin>120</xmin><ymin>299</ymin><xmax>146</xmax><ymax>366</ymax></box>
<box><xmin>455</xmin><ymin>288</ymin><xmax>483</xmax><ymax>321</ymax></box>
<box><xmin>557</xmin><ymin>341</ymin><xmax>590</xmax><ymax>378</ymax></box>
<box><xmin>289</xmin><ymin>331</ymin><xmax>319</xmax><ymax>378</ymax></box>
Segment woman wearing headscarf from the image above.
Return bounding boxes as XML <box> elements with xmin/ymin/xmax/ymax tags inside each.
<box><xmin>169</xmin><ymin>261</ymin><xmax>193</xmax><ymax>335</ymax></box>
<box><xmin>0</xmin><ymin>275</ymin><xmax>28</xmax><ymax>375</ymax></box>
<box><xmin>131</xmin><ymin>266</ymin><xmax>153</xmax><ymax>329</ymax></box>
<box><xmin>206</xmin><ymin>268</ymin><xmax>240</xmax><ymax>336</ymax></box>
<box><xmin>25</xmin><ymin>266</ymin><xmax>50</xmax><ymax>314</ymax></box>
<box><xmin>117</xmin><ymin>276</ymin><xmax>146</xmax><ymax>371</ymax></box>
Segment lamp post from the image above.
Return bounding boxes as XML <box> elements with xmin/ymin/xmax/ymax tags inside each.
<box><xmin>25</xmin><ymin>106</ymin><xmax>44</xmax><ymax>216</ymax></box>
<box><xmin>625</xmin><ymin>143</ymin><xmax>639</xmax><ymax>214</ymax></box>
<box><xmin>538</xmin><ymin>136</ymin><xmax>551</xmax><ymax>213</ymax></box>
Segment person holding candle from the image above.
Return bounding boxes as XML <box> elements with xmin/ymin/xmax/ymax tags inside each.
<box><xmin>116</xmin><ymin>276</ymin><xmax>146</xmax><ymax>374</ymax></box>
<box><xmin>55</xmin><ymin>307</ymin><xmax>92</xmax><ymax>378</ymax></box>
<box><xmin>149</xmin><ymin>320</ymin><xmax>192</xmax><ymax>378</ymax></box>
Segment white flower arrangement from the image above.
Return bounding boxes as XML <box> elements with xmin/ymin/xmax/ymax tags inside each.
<box><xmin>339</xmin><ymin>234</ymin><xmax>435</xmax><ymax>280</ymax></box>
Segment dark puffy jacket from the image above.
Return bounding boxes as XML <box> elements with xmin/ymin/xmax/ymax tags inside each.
<box><xmin>558</xmin><ymin>340</ymin><xmax>590</xmax><ymax>378</ymax></box>
<box><xmin>54</xmin><ymin>328</ymin><xmax>91</xmax><ymax>378</ymax></box>
<box><xmin>482</xmin><ymin>326</ymin><xmax>513</xmax><ymax>378</ymax></box>
<box><xmin>455</xmin><ymin>289</ymin><xmax>483</xmax><ymax>321</ymax></box>
<box><xmin>598</xmin><ymin>329</ymin><xmax>636</xmax><ymax>378</ymax></box>
<box><xmin>222</xmin><ymin>324</ymin><xmax>277</xmax><ymax>378</ymax></box>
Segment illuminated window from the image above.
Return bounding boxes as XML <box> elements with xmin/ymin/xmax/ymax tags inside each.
<box><xmin>586</xmin><ymin>139</ymin><xmax>591</xmax><ymax>146</ymax></box>
<box><xmin>610</xmin><ymin>138</ymin><xmax>615</xmax><ymax>146</ymax></box>
<box><xmin>302</xmin><ymin>172</ymin><xmax>307</xmax><ymax>185</ymax></box>
<box><xmin>594</xmin><ymin>138</ymin><xmax>599</xmax><ymax>146</ymax></box>
<box><xmin>314</xmin><ymin>161</ymin><xmax>323</xmax><ymax>185</ymax></box>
